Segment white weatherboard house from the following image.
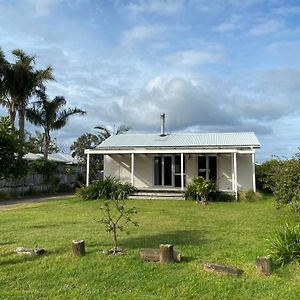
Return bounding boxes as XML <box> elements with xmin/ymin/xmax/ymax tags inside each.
<box><xmin>85</xmin><ymin>114</ymin><xmax>260</xmax><ymax>198</ymax></box>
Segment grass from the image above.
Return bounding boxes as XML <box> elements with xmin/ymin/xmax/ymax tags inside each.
<box><xmin>0</xmin><ymin>195</ymin><xmax>299</xmax><ymax>299</ymax></box>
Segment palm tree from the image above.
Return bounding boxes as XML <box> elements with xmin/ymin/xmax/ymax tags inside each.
<box><xmin>0</xmin><ymin>49</ymin><xmax>54</xmax><ymax>141</ymax></box>
<box><xmin>0</xmin><ymin>48</ymin><xmax>15</xmax><ymax>123</ymax></box>
<box><xmin>94</xmin><ymin>124</ymin><xmax>131</xmax><ymax>143</ymax></box>
<box><xmin>11</xmin><ymin>49</ymin><xmax>54</xmax><ymax>143</ymax></box>
<box><xmin>26</xmin><ymin>92</ymin><xmax>86</xmax><ymax>160</ymax></box>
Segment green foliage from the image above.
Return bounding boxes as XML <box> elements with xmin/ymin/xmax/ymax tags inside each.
<box><xmin>76</xmin><ymin>177</ymin><xmax>137</xmax><ymax>200</ymax></box>
<box><xmin>238</xmin><ymin>190</ymin><xmax>262</xmax><ymax>201</ymax></box>
<box><xmin>257</xmin><ymin>151</ymin><xmax>300</xmax><ymax>215</ymax></box>
<box><xmin>211</xmin><ymin>191</ymin><xmax>235</xmax><ymax>202</ymax></box>
<box><xmin>268</xmin><ymin>223</ymin><xmax>300</xmax><ymax>266</ymax></box>
<box><xmin>29</xmin><ymin>159</ymin><xmax>57</xmax><ymax>178</ymax></box>
<box><xmin>272</xmin><ymin>158</ymin><xmax>300</xmax><ymax>207</ymax></box>
<box><xmin>184</xmin><ymin>176</ymin><xmax>216</xmax><ymax>202</ymax></box>
<box><xmin>0</xmin><ymin>117</ymin><xmax>28</xmax><ymax>179</ymax></box>
<box><xmin>70</xmin><ymin>133</ymin><xmax>103</xmax><ymax>180</ymax></box>
<box><xmin>26</xmin><ymin>91</ymin><xmax>85</xmax><ymax>159</ymax></box>
<box><xmin>99</xmin><ymin>198</ymin><xmax>138</xmax><ymax>250</ymax></box>
<box><xmin>256</xmin><ymin>159</ymin><xmax>281</xmax><ymax>192</ymax></box>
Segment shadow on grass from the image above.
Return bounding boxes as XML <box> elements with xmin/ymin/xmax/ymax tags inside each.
<box><xmin>0</xmin><ymin>253</ymin><xmax>44</xmax><ymax>266</ymax></box>
<box><xmin>121</xmin><ymin>230</ymin><xmax>208</xmax><ymax>249</ymax></box>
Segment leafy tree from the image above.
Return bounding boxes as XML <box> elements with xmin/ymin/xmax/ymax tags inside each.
<box><xmin>0</xmin><ymin>48</ymin><xmax>54</xmax><ymax>141</ymax></box>
<box><xmin>26</xmin><ymin>92</ymin><xmax>85</xmax><ymax>160</ymax></box>
<box><xmin>0</xmin><ymin>117</ymin><xmax>27</xmax><ymax>179</ymax></box>
<box><xmin>70</xmin><ymin>133</ymin><xmax>102</xmax><ymax>180</ymax></box>
<box><xmin>71</xmin><ymin>133</ymin><xmax>102</xmax><ymax>164</ymax></box>
<box><xmin>25</xmin><ymin>130</ymin><xmax>59</xmax><ymax>154</ymax></box>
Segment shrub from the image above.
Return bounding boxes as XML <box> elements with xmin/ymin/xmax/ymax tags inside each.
<box><xmin>211</xmin><ymin>191</ymin><xmax>235</xmax><ymax>202</ymax></box>
<box><xmin>268</xmin><ymin>223</ymin><xmax>300</xmax><ymax>266</ymax></box>
<box><xmin>29</xmin><ymin>159</ymin><xmax>57</xmax><ymax>178</ymax></box>
<box><xmin>255</xmin><ymin>159</ymin><xmax>281</xmax><ymax>193</ymax></box>
<box><xmin>272</xmin><ymin>159</ymin><xmax>300</xmax><ymax>207</ymax></box>
<box><xmin>238</xmin><ymin>190</ymin><xmax>262</xmax><ymax>201</ymax></box>
<box><xmin>76</xmin><ymin>177</ymin><xmax>136</xmax><ymax>200</ymax></box>
<box><xmin>185</xmin><ymin>176</ymin><xmax>216</xmax><ymax>202</ymax></box>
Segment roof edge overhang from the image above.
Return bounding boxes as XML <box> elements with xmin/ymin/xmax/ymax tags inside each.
<box><xmin>85</xmin><ymin>147</ymin><xmax>257</xmax><ymax>155</ymax></box>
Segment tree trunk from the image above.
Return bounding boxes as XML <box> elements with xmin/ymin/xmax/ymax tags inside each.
<box><xmin>113</xmin><ymin>224</ymin><xmax>118</xmax><ymax>253</ymax></box>
<box><xmin>18</xmin><ymin>106</ymin><xmax>25</xmax><ymax>143</ymax></box>
<box><xmin>72</xmin><ymin>240</ymin><xmax>85</xmax><ymax>256</ymax></box>
<box><xmin>43</xmin><ymin>130</ymin><xmax>50</xmax><ymax>160</ymax></box>
<box><xmin>8</xmin><ymin>101</ymin><xmax>16</xmax><ymax>127</ymax></box>
<box><xmin>159</xmin><ymin>244</ymin><xmax>174</xmax><ymax>264</ymax></box>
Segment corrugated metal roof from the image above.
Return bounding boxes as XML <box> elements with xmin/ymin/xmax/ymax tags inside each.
<box><xmin>24</xmin><ymin>152</ymin><xmax>78</xmax><ymax>164</ymax></box>
<box><xmin>96</xmin><ymin>132</ymin><xmax>260</xmax><ymax>149</ymax></box>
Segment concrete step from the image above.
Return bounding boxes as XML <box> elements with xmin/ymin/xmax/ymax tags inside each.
<box><xmin>129</xmin><ymin>195</ymin><xmax>184</xmax><ymax>200</ymax></box>
<box><xmin>129</xmin><ymin>191</ymin><xmax>185</xmax><ymax>200</ymax></box>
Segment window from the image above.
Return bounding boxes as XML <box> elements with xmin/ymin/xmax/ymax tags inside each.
<box><xmin>198</xmin><ymin>156</ymin><xmax>217</xmax><ymax>182</ymax></box>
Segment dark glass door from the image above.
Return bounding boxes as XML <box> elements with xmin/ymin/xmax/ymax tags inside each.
<box><xmin>154</xmin><ymin>156</ymin><xmax>162</xmax><ymax>185</ymax></box>
<box><xmin>164</xmin><ymin>156</ymin><xmax>172</xmax><ymax>186</ymax></box>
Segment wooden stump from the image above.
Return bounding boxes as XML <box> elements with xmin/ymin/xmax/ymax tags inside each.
<box><xmin>256</xmin><ymin>256</ymin><xmax>272</xmax><ymax>276</ymax></box>
<box><xmin>72</xmin><ymin>240</ymin><xmax>85</xmax><ymax>256</ymax></box>
<box><xmin>203</xmin><ymin>262</ymin><xmax>243</xmax><ymax>276</ymax></box>
<box><xmin>140</xmin><ymin>248</ymin><xmax>181</xmax><ymax>262</ymax></box>
<box><xmin>159</xmin><ymin>244</ymin><xmax>173</xmax><ymax>264</ymax></box>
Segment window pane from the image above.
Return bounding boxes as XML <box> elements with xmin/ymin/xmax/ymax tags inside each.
<box><xmin>198</xmin><ymin>156</ymin><xmax>206</xmax><ymax>176</ymax></box>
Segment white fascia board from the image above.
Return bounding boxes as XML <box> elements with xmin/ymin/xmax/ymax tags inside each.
<box><xmin>85</xmin><ymin>148</ymin><xmax>255</xmax><ymax>155</ymax></box>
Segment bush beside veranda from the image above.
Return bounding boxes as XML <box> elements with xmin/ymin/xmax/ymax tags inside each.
<box><xmin>76</xmin><ymin>177</ymin><xmax>136</xmax><ymax>200</ymax></box>
<box><xmin>184</xmin><ymin>176</ymin><xmax>216</xmax><ymax>202</ymax></box>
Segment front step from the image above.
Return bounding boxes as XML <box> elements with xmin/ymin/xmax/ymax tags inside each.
<box><xmin>129</xmin><ymin>190</ymin><xmax>185</xmax><ymax>200</ymax></box>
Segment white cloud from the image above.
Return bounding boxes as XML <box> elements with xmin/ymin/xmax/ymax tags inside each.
<box><xmin>120</xmin><ymin>24</ymin><xmax>168</xmax><ymax>49</ymax></box>
<box><xmin>213</xmin><ymin>15</ymin><xmax>241</xmax><ymax>33</ymax></box>
<box><xmin>127</xmin><ymin>0</ymin><xmax>185</xmax><ymax>15</ymax></box>
<box><xmin>166</xmin><ymin>44</ymin><xmax>227</xmax><ymax>66</ymax></box>
<box><xmin>26</xmin><ymin>0</ymin><xmax>63</xmax><ymax>16</ymax></box>
<box><xmin>249</xmin><ymin>20</ymin><xmax>284</xmax><ymax>36</ymax></box>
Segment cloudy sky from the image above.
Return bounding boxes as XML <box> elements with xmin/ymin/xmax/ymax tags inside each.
<box><xmin>1</xmin><ymin>0</ymin><xmax>300</xmax><ymax>161</ymax></box>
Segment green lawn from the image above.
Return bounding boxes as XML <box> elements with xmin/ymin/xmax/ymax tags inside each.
<box><xmin>0</xmin><ymin>196</ymin><xmax>299</xmax><ymax>299</ymax></box>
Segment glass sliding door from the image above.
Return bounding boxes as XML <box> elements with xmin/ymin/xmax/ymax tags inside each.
<box><xmin>174</xmin><ymin>155</ymin><xmax>185</xmax><ymax>188</ymax></box>
<box><xmin>154</xmin><ymin>156</ymin><xmax>162</xmax><ymax>186</ymax></box>
<box><xmin>164</xmin><ymin>156</ymin><xmax>172</xmax><ymax>186</ymax></box>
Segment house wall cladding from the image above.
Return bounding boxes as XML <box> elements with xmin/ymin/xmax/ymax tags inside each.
<box><xmin>104</xmin><ymin>153</ymin><xmax>254</xmax><ymax>191</ymax></box>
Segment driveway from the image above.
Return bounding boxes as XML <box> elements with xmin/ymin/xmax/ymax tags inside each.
<box><xmin>0</xmin><ymin>194</ymin><xmax>75</xmax><ymax>210</ymax></box>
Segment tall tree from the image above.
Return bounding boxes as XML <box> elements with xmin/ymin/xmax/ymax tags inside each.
<box><xmin>0</xmin><ymin>48</ymin><xmax>54</xmax><ymax>141</ymax></box>
<box><xmin>12</xmin><ymin>49</ymin><xmax>54</xmax><ymax>142</ymax></box>
<box><xmin>0</xmin><ymin>117</ymin><xmax>27</xmax><ymax>179</ymax></box>
<box><xmin>94</xmin><ymin>124</ymin><xmax>131</xmax><ymax>142</ymax></box>
<box><xmin>26</xmin><ymin>92</ymin><xmax>85</xmax><ymax>160</ymax></box>
<box><xmin>0</xmin><ymin>48</ymin><xmax>13</xmax><ymax>122</ymax></box>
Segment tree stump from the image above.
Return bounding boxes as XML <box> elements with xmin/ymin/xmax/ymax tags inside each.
<box><xmin>159</xmin><ymin>244</ymin><xmax>173</xmax><ymax>264</ymax></box>
<box><xmin>72</xmin><ymin>240</ymin><xmax>85</xmax><ymax>256</ymax></box>
<box><xmin>256</xmin><ymin>256</ymin><xmax>272</xmax><ymax>276</ymax></box>
<box><xmin>140</xmin><ymin>248</ymin><xmax>181</xmax><ymax>262</ymax></box>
